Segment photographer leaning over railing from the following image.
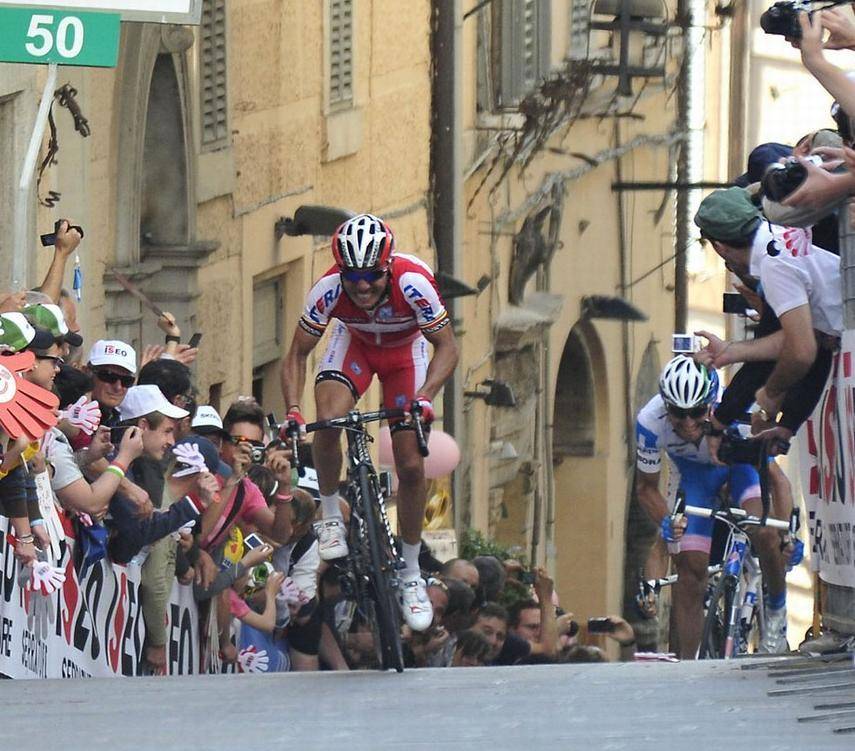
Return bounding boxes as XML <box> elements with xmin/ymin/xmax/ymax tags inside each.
<box><xmin>694</xmin><ymin>188</ymin><xmax>842</xmax><ymax>449</ymax></box>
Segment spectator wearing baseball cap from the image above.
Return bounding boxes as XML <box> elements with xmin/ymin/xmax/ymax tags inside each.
<box><xmin>117</xmin><ymin>385</ymin><xmax>188</xmax><ymax>462</ymax></box>
<box><xmin>86</xmin><ymin>340</ymin><xmax>137</xmax><ymax>432</ymax></box>
<box><xmin>22</xmin><ymin>303</ymin><xmax>83</xmax><ymax>352</ymax></box>
<box><xmin>0</xmin><ymin>312</ymin><xmax>56</xmax><ymax>354</ymax></box>
<box><xmin>191</xmin><ymin>405</ymin><xmax>229</xmax><ymax>449</ymax></box>
<box><xmin>0</xmin><ymin>314</ymin><xmax>57</xmax><ymax>566</ymax></box>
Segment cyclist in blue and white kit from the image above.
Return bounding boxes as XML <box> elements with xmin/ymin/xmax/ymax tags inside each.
<box><xmin>635</xmin><ymin>355</ymin><xmax>788</xmax><ymax>658</ymax></box>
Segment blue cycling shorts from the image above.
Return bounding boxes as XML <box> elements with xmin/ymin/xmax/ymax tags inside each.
<box><xmin>669</xmin><ymin>457</ymin><xmax>761</xmax><ymax>554</ymax></box>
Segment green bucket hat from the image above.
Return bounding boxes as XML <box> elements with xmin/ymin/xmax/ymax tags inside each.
<box><xmin>694</xmin><ymin>187</ymin><xmax>762</xmax><ymax>244</ymax></box>
<box><xmin>22</xmin><ymin>303</ymin><xmax>83</xmax><ymax>347</ymax></box>
<box><xmin>0</xmin><ymin>312</ymin><xmax>55</xmax><ymax>353</ymax></box>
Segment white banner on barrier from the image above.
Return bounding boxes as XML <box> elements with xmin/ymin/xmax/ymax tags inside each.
<box><xmin>0</xmin><ymin>514</ymin><xmax>201</xmax><ymax>678</ymax></box>
<box><xmin>800</xmin><ymin>333</ymin><xmax>855</xmax><ymax>588</ymax></box>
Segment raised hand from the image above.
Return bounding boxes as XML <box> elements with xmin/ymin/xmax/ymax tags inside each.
<box><xmin>59</xmin><ymin>395</ymin><xmax>101</xmax><ymax>435</ymax></box>
<box><xmin>29</xmin><ymin>560</ymin><xmax>67</xmax><ymax>595</ymax></box>
<box><xmin>237</xmin><ymin>645</ymin><xmax>269</xmax><ymax>673</ymax></box>
<box><xmin>172</xmin><ymin>442</ymin><xmax>207</xmax><ymax>477</ymax></box>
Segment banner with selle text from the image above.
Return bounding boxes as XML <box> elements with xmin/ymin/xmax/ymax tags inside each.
<box><xmin>0</xmin><ymin>514</ymin><xmax>201</xmax><ymax>678</ymax></box>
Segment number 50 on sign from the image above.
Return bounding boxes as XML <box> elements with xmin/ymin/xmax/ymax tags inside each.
<box><xmin>0</xmin><ymin>8</ymin><xmax>120</xmax><ymax>67</ymax></box>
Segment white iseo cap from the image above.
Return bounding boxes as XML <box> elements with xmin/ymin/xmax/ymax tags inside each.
<box><xmin>88</xmin><ymin>339</ymin><xmax>137</xmax><ymax>375</ymax></box>
<box><xmin>191</xmin><ymin>405</ymin><xmax>224</xmax><ymax>431</ymax></box>
<box><xmin>117</xmin><ymin>385</ymin><xmax>189</xmax><ymax>422</ymax></box>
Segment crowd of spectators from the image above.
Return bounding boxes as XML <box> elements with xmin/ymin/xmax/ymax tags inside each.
<box><xmin>0</xmin><ymin>220</ymin><xmax>632</xmax><ymax>676</ymax></box>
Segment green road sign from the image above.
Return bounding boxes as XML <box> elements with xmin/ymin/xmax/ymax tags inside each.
<box><xmin>0</xmin><ymin>7</ymin><xmax>120</xmax><ymax>67</ymax></box>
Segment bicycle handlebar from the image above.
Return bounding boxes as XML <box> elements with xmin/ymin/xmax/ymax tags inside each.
<box><xmin>272</xmin><ymin>404</ymin><xmax>430</xmax><ymax>476</ymax></box>
<box><xmin>684</xmin><ymin>504</ymin><xmax>789</xmax><ymax>530</ymax></box>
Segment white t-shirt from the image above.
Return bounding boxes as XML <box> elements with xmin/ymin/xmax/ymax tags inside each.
<box><xmin>749</xmin><ymin>224</ymin><xmax>842</xmax><ymax>337</ymax></box>
<box><xmin>45</xmin><ymin>427</ymin><xmax>84</xmax><ymax>492</ymax></box>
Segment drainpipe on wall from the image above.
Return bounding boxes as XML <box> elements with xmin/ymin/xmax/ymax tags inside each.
<box><xmin>674</xmin><ymin>0</ymin><xmax>692</xmax><ymax>333</ymax></box>
<box><xmin>430</xmin><ymin>0</ymin><xmax>464</xmax><ymax>531</ymax></box>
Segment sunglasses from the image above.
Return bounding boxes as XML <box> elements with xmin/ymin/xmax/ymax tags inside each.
<box><xmin>340</xmin><ymin>268</ymin><xmax>386</xmax><ymax>284</ymax></box>
<box><xmin>666</xmin><ymin>405</ymin><xmax>708</xmax><ymax>420</ymax></box>
<box><xmin>36</xmin><ymin>354</ymin><xmax>64</xmax><ymax>367</ymax></box>
<box><xmin>94</xmin><ymin>369</ymin><xmax>135</xmax><ymax>388</ymax></box>
<box><xmin>227</xmin><ymin>435</ymin><xmax>265</xmax><ymax>447</ymax></box>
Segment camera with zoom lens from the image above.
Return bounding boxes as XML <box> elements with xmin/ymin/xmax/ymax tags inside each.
<box><xmin>761</xmin><ymin>155</ymin><xmax>822</xmax><ymax>202</ymax></box>
<box><xmin>760</xmin><ymin>1</ymin><xmax>811</xmax><ymax>39</ymax></box>
<box><xmin>248</xmin><ymin>443</ymin><xmax>266</xmax><ymax>464</ymax></box>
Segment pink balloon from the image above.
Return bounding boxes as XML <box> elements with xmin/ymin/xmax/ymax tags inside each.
<box><xmin>424</xmin><ymin>430</ymin><xmax>461</xmax><ymax>479</ymax></box>
<box><xmin>376</xmin><ymin>426</ymin><xmax>461</xmax><ymax>479</ymax></box>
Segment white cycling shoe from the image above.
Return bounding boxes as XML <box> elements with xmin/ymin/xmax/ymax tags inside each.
<box><xmin>760</xmin><ymin>607</ymin><xmax>789</xmax><ymax>654</ymax></box>
<box><xmin>399</xmin><ymin>577</ymin><xmax>433</xmax><ymax>632</ymax></box>
<box><xmin>317</xmin><ymin>519</ymin><xmax>349</xmax><ymax>561</ymax></box>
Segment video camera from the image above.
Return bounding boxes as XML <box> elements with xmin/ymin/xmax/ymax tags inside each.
<box><xmin>761</xmin><ymin>1</ymin><xmax>851</xmax><ymax>39</ymax></box>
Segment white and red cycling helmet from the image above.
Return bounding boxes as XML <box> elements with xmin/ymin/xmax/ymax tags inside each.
<box><xmin>332</xmin><ymin>213</ymin><xmax>395</xmax><ymax>271</ymax></box>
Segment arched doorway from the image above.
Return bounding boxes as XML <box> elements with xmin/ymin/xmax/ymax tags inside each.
<box><xmin>551</xmin><ymin>322</ymin><xmax>610</xmax><ymax>615</ymax></box>
<box><xmin>105</xmin><ymin>25</ymin><xmax>215</xmax><ymax>350</ymax></box>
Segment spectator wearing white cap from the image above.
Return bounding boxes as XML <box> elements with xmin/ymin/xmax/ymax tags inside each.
<box><xmin>190</xmin><ymin>405</ymin><xmax>229</xmax><ymax>450</ymax></box>
<box><xmin>86</xmin><ymin>339</ymin><xmax>137</xmax><ymax>429</ymax></box>
<box><xmin>117</xmin><ymin>385</ymin><xmax>189</xmax><ymax>464</ymax></box>
<box><xmin>115</xmin><ymin>384</ymin><xmax>189</xmax><ymax>673</ymax></box>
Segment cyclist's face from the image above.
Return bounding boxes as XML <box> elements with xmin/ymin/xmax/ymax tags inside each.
<box><xmin>667</xmin><ymin>409</ymin><xmax>708</xmax><ymax>442</ymax></box>
<box><xmin>341</xmin><ymin>269</ymin><xmax>389</xmax><ymax>310</ymax></box>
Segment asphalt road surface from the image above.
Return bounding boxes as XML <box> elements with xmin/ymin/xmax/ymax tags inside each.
<box><xmin>2</xmin><ymin>659</ymin><xmax>854</xmax><ymax>750</ymax></box>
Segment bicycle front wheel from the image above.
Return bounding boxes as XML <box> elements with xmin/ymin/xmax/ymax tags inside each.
<box><xmin>358</xmin><ymin>465</ymin><xmax>405</xmax><ymax>673</ymax></box>
<box><xmin>699</xmin><ymin>574</ymin><xmax>736</xmax><ymax>659</ymax></box>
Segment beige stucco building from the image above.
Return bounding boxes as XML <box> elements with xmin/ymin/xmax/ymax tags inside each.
<box><xmin>1</xmin><ymin>1</ymin><xmax>697</xmax><ymax>625</ymax></box>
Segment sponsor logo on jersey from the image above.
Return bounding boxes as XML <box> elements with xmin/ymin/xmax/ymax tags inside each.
<box><xmin>350</xmin><ymin>361</ymin><xmax>362</xmax><ymax>375</ymax></box>
<box><xmin>395</xmin><ymin>394</ymin><xmax>407</xmax><ymax>408</ymax></box>
<box><xmin>403</xmin><ymin>283</ymin><xmax>436</xmax><ymax>321</ymax></box>
<box><xmin>377</xmin><ymin>305</ymin><xmax>394</xmax><ymax>320</ymax></box>
<box><xmin>310</xmin><ymin>285</ymin><xmax>341</xmax><ymax>323</ymax></box>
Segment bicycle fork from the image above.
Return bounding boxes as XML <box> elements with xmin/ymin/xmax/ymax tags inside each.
<box><xmin>723</xmin><ymin>536</ymin><xmax>748</xmax><ymax>659</ymax></box>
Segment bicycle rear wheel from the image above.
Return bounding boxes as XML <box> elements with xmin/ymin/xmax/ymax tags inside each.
<box><xmin>357</xmin><ymin>465</ymin><xmax>404</xmax><ymax>672</ymax></box>
<box><xmin>699</xmin><ymin>574</ymin><xmax>736</xmax><ymax>659</ymax></box>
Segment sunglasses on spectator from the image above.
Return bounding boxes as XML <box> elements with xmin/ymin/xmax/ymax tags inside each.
<box><xmin>36</xmin><ymin>354</ymin><xmax>64</xmax><ymax>367</ymax></box>
<box><xmin>227</xmin><ymin>435</ymin><xmax>265</xmax><ymax>447</ymax></box>
<box><xmin>94</xmin><ymin>369</ymin><xmax>135</xmax><ymax>388</ymax></box>
<box><xmin>340</xmin><ymin>268</ymin><xmax>386</xmax><ymax>284</ymax></box>
<box><xmin>666</xmin><ymin>405</ymin><xmax>707</xmax><ymax>420</ymax></box>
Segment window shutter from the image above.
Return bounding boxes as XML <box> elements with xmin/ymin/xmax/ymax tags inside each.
<box><xmin>569</xmin><ymin>0</ymin><xmax>590</xmax><ymax>60</ymax></box>
<box><xmin>200</xmin><ymin>0</ymin><xmax>228</xmax><ymax>146</ymax></box>
<box><xmin>329</xmin><ymin>0</ymin><xmax>354</xmax><ymax>108</ymax></box>
<box><xmin>499</xmin><ymin>0</ymin><xmax>550</xmax><ymax>107</ymax></box>
<box><xmin>253</xmin><ymin>279</ymin><xmax>282</xmax><ymax>368</ymax></box>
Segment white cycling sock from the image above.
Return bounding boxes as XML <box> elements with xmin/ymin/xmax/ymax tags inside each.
<box><xmin>321</xmin><ymin>492</ymin><xmax>343</xmax><ymax>521</ymax></box>
<box><xmin>401</xmin><ymin>541</ymin><xmax>421</xmax><ymax>580</ymax></box>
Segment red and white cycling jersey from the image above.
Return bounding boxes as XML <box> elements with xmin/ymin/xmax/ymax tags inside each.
<box><xmin>299</xmin><ymin>253</ymin><xmax>450</xmax><ymax>347</ymax></box>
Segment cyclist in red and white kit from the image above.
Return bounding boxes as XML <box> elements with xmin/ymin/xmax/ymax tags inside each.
<box><xmin>280</xmin><ymin>213</ymin><xmax>459</xmax><ymax>631</ymax></box>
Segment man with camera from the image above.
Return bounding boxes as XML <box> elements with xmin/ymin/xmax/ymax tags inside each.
<box><xmin>635</xmin><ymin>355</ymin><xmax>790</xmax><ymax>656</ymax></box>
<box><xmin>694</xmin><ymin>187</ymin><xmax>841</xmax><ymax>443</ymax></box>
<box><xmin>197</xmin><ymin>399</ymin><xmax>292</xmax><ymax>552</ymax></box>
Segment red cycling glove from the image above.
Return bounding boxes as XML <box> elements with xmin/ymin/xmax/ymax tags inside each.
<box><xmin>280</xmin><ymin>408</ymin><xmax>306</xmax><ymax>439</ymax></box>
<box><xmin>413</xmin><ymin>395</ymin><xmax>434</xmax><ymax>424</ymax></box>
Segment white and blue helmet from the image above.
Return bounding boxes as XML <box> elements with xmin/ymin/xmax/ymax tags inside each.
<box><xmin>659</xmin><ymin>355</ymin><xmax>719</xmax><ymax>409</ymax></box>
